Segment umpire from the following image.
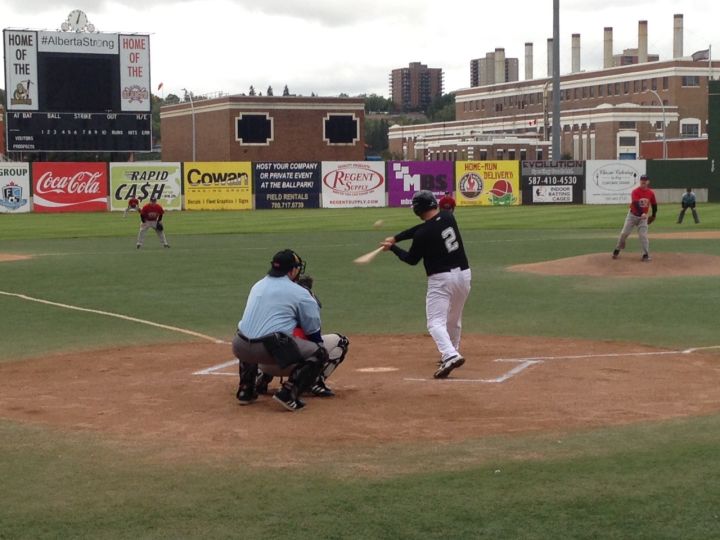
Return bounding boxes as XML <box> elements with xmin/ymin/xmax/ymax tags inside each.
<box><xmin>232</xmin><ymin>249</ymin><xmax>328</xmax><ymax>411</ymax></box>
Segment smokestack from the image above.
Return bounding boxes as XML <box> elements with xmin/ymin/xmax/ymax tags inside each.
<box><xmin>494</xmin><ymin>48</ymin><xmax>506</xmax><ymax>83</ymax></box>
<box><xmin>525</xmin><ymin>42</ymin><xmax>533</xmax><ymax>80</ymax></box>
<box><xmin>604</xmin><ymin>27</ymin><xmax>613</xmax><ymax>68</ymax></box>
<box><xmin>547</xmin><ymin>38</ymin><xmax>553</xmax><ymax>77</ymax></box>
<box><xmin>673</xmin><ymin>14</ymin><xmax>683</xmax><ymax>58</ymax></box>
<box><xmin>638</xmin><ymin>20</ymin><xmax>648</xmax><ymax>63</ymax></box>
<box><xmin>571</xmin><ymin>33</ymin><xmax>581</xmax><ymax>73</ymax></box>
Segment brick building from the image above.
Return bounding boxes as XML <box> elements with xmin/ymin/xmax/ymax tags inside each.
<box><xmin>389</xmin><ymin>14</ymin><xmax>717</xmax><ymax>162</ymax></box>
<box><xmin>160</xmin><ymin>95</ymin><xmax>366</xmax><ymax>162</ymax></box>
<box><xmin>470</xmin><ymin>49</ymin><xmax>519</xmax><ymax>87</ymax></box>
<box><xmin>389</xmin><ymin>62</ymin><xmax>444</xmax><ymax>112</ymax></box>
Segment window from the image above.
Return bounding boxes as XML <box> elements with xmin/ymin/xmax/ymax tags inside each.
<box><xmin>496</xmin><ymin>149</ymin><xmax>504</xmax><ymax>160</ymax></box>
<box><xmin>508</xmin><ymin>149</ymin><xmax>516</xmax><ymax>160</ymax></box>
<box><xmin>520</xmin><ymin>148</ymin><xmax>527</xmax><ymax>161</ymax></box>
<box><xmin>633</xmin><ymin>80</ymin><xmax>640</xmax><ymax>92</ymax></box>
<box><xmin>536</xmin><ymin>148</ymin><xmax>544</xmax><ymax>160</ymax></box>
<box><xmin>614</xmin><ymin>83</ymin><xmax>620</xmax><ymax>94</ymax></box>
<box><xmin>662</xmin><ymin>77</ymin><xmax>669</xmax><ymax>90</ymax></box>
<box><xmin>623</xmin><ymin>81</ymin><xmax>629</xmax><ymax>94</ymax></box>
<box><xmin>641</xmin><ymin>79</ymin><xmax>648</xmax><ymax>91</ymax></box>
<box><xmin>607</xmin><ymin>84</ymin><xmax>613</xmax><ymax>95</ymax></box>
<box><xmin>495</xmin><ymin>103</ymin><xmax>503</xmax><ymax>112</ymax></box>
<box><xmin>236</xmin><ymin>113</ymin><xmax>273</xmax><ymax>145</ymax></box>
<box><xmin>589</xmin><ymin>86</ymin><xmax>595</xmax><ymax>97</ymax></box>
<box><xmin>574</xmin><ymin>88</ymin><xmax>579</xmax><ymax>100</ymax></box>
<box><xmin>619</xmin><ymin>121</ymin><xmax>636</xmax><ymax>129</ymax></box>
<box><xmin>323</xmin><ymin>114</ymin><xmax>358</xmax><ymax>144</ymax></box>
<box><xmin>619</xmin><ymin>136</ymin><xmax>637</xmax><ymax>146</ymax></box>
<box><xmin>582</xmin><ymin>87</ymin><xmax>588</xmax><ymax>98</ymax></box>
<box><xmin>479</xmin><ymin>149</ymin><xmax>488</xmax><ymax>160</ymax></box>
<box><xmin>681</xmin><ymin>124</ymin><xmax>699</xmax><ymax>137</ymax></box>
<box><xmin>598</xmin><ymin>85</ymin><xmax>604</xmax><ymax>97</ymax></box>
<box><xmin>682</xmin><ymin>76</ymin><xmax>700</xmax><ymax>87</ymax></box>
<box><xmin>651</xmin><ymin>78</ymin><xmax>657</xmax><ymax>91</ymax></box>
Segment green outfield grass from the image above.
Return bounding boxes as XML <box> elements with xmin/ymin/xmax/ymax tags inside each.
<box><xmin>1</xmin><ymin>205</ymin><xmax>720</xmax><ymax>538</ymax></box>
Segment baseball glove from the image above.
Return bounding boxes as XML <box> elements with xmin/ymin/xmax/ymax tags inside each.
<box><xmin>155</xmin><ymin>222</ymin><xmax>164</xmax><ymax>231</ymax></box>
<box><xmin>297</xmin><ymin>275</ymin><xmax>321</xmax><ymax>308</ymax></box>
<box><xmin>647</xmin><ymin>215</ymin><xmax>656</xmax><ymax>225</ymax></box>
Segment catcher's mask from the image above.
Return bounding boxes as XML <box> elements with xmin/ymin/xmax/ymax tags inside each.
<box><xmin>411</xmin><ymin>190</ymin><xmax>438</xmax><ymax>216</ymax></box>
<box><xmin>268</xmin><ymin>249</ymin><xmax>306</xmax><ymax>277</ymax></box>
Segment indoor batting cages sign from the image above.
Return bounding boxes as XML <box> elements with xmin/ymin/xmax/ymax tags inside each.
<box><xmin>253</xmin><ymin>162</ymin><xmax>321</xmax><ymax>209</ymax></box>
<box><xmin>520</xmin><ymin>161</ymin><xmax>585</xmax><ymax>204</ymax></box>
<box><xmin>3</xmin><ymin>28</ymin><xmax>151</xmax><ymax>152</ymax></box>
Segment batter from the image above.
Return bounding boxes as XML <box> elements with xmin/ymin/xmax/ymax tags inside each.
<box><xmin>381</xmin><ymin>190</ymin><xmax>471</xmax><ymax>379</ymax></box>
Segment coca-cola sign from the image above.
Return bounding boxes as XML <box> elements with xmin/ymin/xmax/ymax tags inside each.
<box><xmin>32</xmin><ymin>162</ymin><xmax>108</xmax><ymax>212</ymax></box>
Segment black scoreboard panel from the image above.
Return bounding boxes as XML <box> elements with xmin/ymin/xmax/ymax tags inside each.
<box><xmin>6</xmin><ymin>112</ymin><xmax>151</xmax><ymax>151</ymax></box>
<box><xmin>38</xmin><ymin>53</ymin><xmax>120</xmax><ymax>113</ymax></box>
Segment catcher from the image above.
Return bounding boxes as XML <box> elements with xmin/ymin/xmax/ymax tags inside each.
<box><xmin>255</xmin><ymin>273</ymin><xmax>349</xmax><ymax>398</ymax></box>
<box><xmin>136</xmin><ymin>196</ymin><xmax>170</xmax><ymax>249</ymax></box>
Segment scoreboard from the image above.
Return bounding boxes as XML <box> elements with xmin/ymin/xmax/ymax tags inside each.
<box><xmin>3</xmin><ymin>26</ymin><xmax>151</xmax><ymax>152</ymax></box>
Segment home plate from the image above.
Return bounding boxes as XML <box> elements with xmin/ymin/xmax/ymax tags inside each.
<box><xmin>356</xmin><ymin>367</ymin><xmax>399</xmax><ymax>373</ymax></box>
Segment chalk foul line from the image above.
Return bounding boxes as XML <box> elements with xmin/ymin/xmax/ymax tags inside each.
<box><xmin>0</xmin><ymin>290</ymin><xmax>228</xmax><ymax>344</ymax></box>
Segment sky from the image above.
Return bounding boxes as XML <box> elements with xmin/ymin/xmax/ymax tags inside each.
<box><xmin>2</xmin><ymin>0</ymin><xmax>719</xmax><ymax>99</ymax></box>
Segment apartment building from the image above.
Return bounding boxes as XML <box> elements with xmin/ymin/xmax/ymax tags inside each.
<box><xmin>389</xmin><ymin>62</ymin><xmax>444</xmax><ymax>112</ymax></box>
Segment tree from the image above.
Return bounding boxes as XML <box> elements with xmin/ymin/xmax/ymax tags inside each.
<box><xmin>249</xmin><ymin>85</ymin><xmax>256</xmax><ymax>96</ymax></box>
<box><xmin>283</xmin><ymin>85</ymin><xmax>290</xmax><ymax>96</ymax></box>
<box><xmin>363</xmin><ymin>94</ymin><xmax>394</xmax><ymax>113</ymax></box>
<box><xmin>365</xmin><ymin>118</ymin><xmax>390</xmax><ymax>155</ymax></box>
<box><xmin>267</xmin><ymin>86</ymin><xmax>274</xmax><ymax>96</ymax></box>
<box><xmin>426</xmin><ymin>93</ymin><xmax>455</xmax><ymax>122</ymax></box>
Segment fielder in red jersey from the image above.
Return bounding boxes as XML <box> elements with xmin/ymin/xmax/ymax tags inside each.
<box><xmin>438</xmin><ymin>191</ymin><xmax>456</xmax><ymax>212</ymax></box>
<box><xmin>136</xmin><ymin>197</ymin><xmax>169</xmax><ymax>249</ymax></box>
<box><xmin>612</xmin><ymin>175</ymin><xmax>657</xmax><ymax>261</ymax></box>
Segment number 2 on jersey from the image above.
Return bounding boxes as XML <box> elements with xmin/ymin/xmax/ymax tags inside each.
<box><xmin>441</xmin><ymin>227</ymin><xmax>459</xmax><ymax>253</ymax></box>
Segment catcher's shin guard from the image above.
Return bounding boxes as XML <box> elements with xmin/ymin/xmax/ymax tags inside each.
<box><xmin>321</xmin><ymin>334</ymin><xmax>349</xmax><ymax>379</ymax></box>
<box><xmin>288</xmin><ymin>358</ymin><xmax>325</xmax><ymax>398</ymax></box>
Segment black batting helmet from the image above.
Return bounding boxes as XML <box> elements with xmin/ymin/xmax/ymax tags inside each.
<box><xmin>411</xmin><ymin>190</ymin><xmax>438</xmax><ymax>216</ymax></box>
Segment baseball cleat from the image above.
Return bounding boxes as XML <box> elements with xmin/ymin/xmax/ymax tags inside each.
<box><xmin>273</xmin><ymin>387</ymin><xmax>306</xmax><ymax>411</ymax></box>
<box><xmin>236</xmin><ymin>385</ymin><xmax>257</xmax><ymax>405</ymax></box>
<box><xmin>434</xmin><ymin>355</ymin><xmax>465</xmax><ymax>379</ymax></box>
<box><xmin>642</xmin><ymin>253</ymin><xmax>651</xmax><ymax>262</ymax></box>
<box><xmin>310</xmin><ymin>380</ymin><xmax>335</xmax><ymax>397</ymax></box>
<box><xmin>612</xmin><ymin>249</ymin><xmax>620</xmax><ymax>259</ymax></box>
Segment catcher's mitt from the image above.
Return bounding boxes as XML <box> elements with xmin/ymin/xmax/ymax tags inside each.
<box><xmin>297</xmin><ymin>275</ymin><xmax>321</xmax><ymax>308</ymax></box>
<box><xmin>297</xmin><ymin>275</ymin><xmax>313</xmax><ymax>290</ymax></box>
<box><xmin>647</xmin><ymin>215</ymin><xmax>656</xmax><ymax>225</ymax></box>
<box><xmin>155</xmin><ymin>222</ymin><xmax>164</xmax><ymax>231</ymax></box>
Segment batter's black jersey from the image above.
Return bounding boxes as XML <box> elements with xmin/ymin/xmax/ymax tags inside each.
<box><xmin>390</xmin><ymin>210</ymin><xmax>470</xmax><ymax>276</ymax></box>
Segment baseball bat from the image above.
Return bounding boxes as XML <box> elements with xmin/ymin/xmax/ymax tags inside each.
<box><xmin>353</xmin><ymin>246</ymin><xmax>384</xmax><ymax>265</ymax></box>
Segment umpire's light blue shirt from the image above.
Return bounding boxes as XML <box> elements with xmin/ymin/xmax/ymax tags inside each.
<box><xmin>238</xmin><ymin>275</ymin><xmax>321</xmax><ymax>338</ymax></box>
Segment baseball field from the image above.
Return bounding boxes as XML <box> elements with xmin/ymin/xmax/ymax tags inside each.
<box><xmin>2</xmin><ymin>204</ymin><xmax>720</xmax><ymax>539</ymax></box>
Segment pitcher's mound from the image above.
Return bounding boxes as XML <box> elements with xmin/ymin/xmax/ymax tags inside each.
<box><xmin>509</xmin><ymin>252</ymin><xmax>720</xmax><ymax>277</ymax></box>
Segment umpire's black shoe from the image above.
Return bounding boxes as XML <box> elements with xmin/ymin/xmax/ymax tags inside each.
<box><xmin>434</xmin><ymin>355</ymin><xmax>465</xmax><ymax>379</ymax></box>
<box><xmin>612</xmin><ymin>249</ymin><xmax>620</xmax><ymax>259</ymax></box>
<box><xmin>255</xmin><ymin>372</ymin><xmax>273</xmax><ymax>395</ymax></box>
<box><xmin>273</xmin><ymin>387</ymin><xmax>305</xmax><ymax>411</ymax></box>
<box><xmin>311</xmin><ymin>379</ymin><xmax>335</xmax><ymax>397</ymax></box>
<box><xmin>236</xmin><ymin>385</ymin><xmax>257</xmax><ymax>405</ymax></box>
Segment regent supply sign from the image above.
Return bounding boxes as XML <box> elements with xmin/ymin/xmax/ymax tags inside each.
<box><xmin>321</xmin><ymin>162</ymin><xmax>385</xmax><ymax>207</ymax></box>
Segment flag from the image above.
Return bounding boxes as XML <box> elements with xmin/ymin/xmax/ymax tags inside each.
<box><xmin>692</xmin><ymin>49</ymin><xmax>710</xmax><ymax>62</ymax></box>
<box><xmin>157</xmin><ymin>82</ymin><xmax>164</xmax><ymax>91</ymax></box>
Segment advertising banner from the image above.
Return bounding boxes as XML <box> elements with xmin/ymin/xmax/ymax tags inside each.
<box><xmin>253</xmin><ymin>162</ymin><xmax>321</xmax><ymax>209</ymax></box>
<box><xmin>3</xmin><ymin>30</ymin><xmax>38</xmax><ymax>111</ymax></box>
<box><xmin>520</xmin><ymin>161</ymin><xmax>585</xmax><ymax>204</ymax></box>
<box><xmin>32</xmin><ymin>162</ymin><xmax>108</xmax><ymax>212</ymax></box>
<box><xmin>183</xmin><ymin>162</ymin><xmax>252</xmax><ymax>210</ymax></box>
<box><xmin>109</xmin><ymin>162</ymin><xmax>182</xmax><ymax>211</ymax></box>
<box><xmin>386</xmin><ymin>161</ymin><xmax>454</xmax><ymax>207</ymax></box>
<box><xmin>455</xmin><ymin>161</ymin><xmax>520</xmax><ymax>206</ymax></box>
<box><xmin>586</xmin><ymin>160</ymin><xmax>646</xmax><ymax>204</ymax></box>
<box><xmin>0</xmin><ymin>163</ymin><xmax>31</xmax><ymax>213</ymax></box>
<box><xmin>119</xmin><ymin>34</ymin><xmax>150</xmax><ymax>112</ymax></box>
<box><xmin>320</xmin><ymin>162</ymin><xmax>385</xmax><ymax>208</ymax></box>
